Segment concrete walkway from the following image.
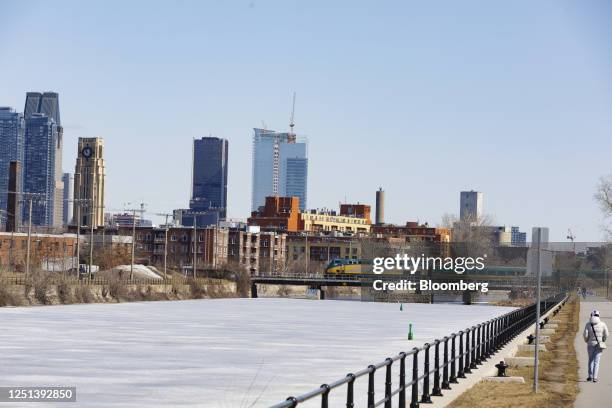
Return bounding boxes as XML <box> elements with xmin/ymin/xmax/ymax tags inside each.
<box><xmin>574</xmin><ymin>298</ymin><xmax>612</xmax><ymax>407</ymax></box>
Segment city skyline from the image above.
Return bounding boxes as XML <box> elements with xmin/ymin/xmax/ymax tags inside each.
<box><xmin>1</xmin><ymin>1</ymin><xmax>611</xmax><ymax>240</ymax></box>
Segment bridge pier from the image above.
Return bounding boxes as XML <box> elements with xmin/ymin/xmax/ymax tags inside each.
<box><xmin>251</xmin><ymin>283</ymin><xmax>258</xmax><ymax>298</ymax></box>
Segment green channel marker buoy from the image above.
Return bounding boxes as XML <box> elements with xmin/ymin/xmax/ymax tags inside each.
<box><xmin>408</xmin><ymin>323</ymin><xmax>414</xmax><ymax>340</ymax></box>
<box><xmin>400</xmin><ymin>303</ymin><xmax>403</xmax><ymax>311</ymax></box>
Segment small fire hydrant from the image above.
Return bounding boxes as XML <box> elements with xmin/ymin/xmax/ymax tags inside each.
<box><xmin>527</xmin><ymin>334</ymin><xmax>535</xmax><ymax>344</ymax></box>
<box><xmin>495</xmin><ymin>361</ymin><xmax>509</xmax><ymax>377</ymax></box>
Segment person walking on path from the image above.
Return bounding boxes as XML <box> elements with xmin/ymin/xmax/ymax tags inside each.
<box><xmin>583</xmin><ymin>309</ymin><xmax>609</xmax><ymax>382</ymax></box>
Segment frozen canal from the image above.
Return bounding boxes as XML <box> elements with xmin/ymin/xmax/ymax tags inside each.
<box><xmin>0</xmin><ymin>298</ymin><xmax>514</xmax><ymax>407</ymax></box>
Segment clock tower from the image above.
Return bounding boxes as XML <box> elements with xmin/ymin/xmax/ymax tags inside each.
<box><xmin>73</xmin><ymin>137</ymin><xmax>105</xmax><ymax>228</ymax></box>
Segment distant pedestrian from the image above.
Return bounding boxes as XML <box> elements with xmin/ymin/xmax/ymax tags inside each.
<box><xmin>582</xmin><ymin>287</ymin><xmax>587</xmax><ymax>299</ymax></box>
<box><xmin>583</xmin><ymin>309</ymin><xmax>609</xmax><ymax>382</ymax></box>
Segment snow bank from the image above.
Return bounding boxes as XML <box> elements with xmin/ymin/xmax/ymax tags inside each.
<box><xmin>110</xmin><ymin>264</ymin><xmax>163</xmax><ymax>280</ymax></box>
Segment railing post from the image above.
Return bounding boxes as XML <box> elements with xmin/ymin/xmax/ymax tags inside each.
<box><xmin>481</xmin><ymin>322</ymin><xmax>487</xmax><ymax>360</ymax></box>
<box><xmin>367</xmin><ymin>365</ymin><xmax>376</xmax><ymax>408</ymax></box>
<box><xmin>487</xmin><ymin>321</ymin><xmax>493</xmax><ymax>358</ymax></box>
<box><xmin>432</xmin><ymin>340</ymin><xmax>443</xmax><ymax>396</ymax></box>
<box><xmin>490</xmin><ymin>316</ymin><xmax>496</xmax><ymax>347</ymax></box>
<box><xmin>505</xmin><ymin>315</ymin><xmax>510</xmax><ymax>343</ymax></box>
<box><xmin>421</xmin><ymin>343</ymin><xmax>432</xmax><ymax>403</ymax></box>
<box><xmin>495</xmin><ymin>318</ymin><xmax>501</xmax><ymax>351</ymax></box>
<box><xmin>346</xmin><ymin>373</ymin><xmax>355</xmax><ymax>408</ymax></box>
<box><xmin>450</xmin><ymin>334</ymin><xmax>458</xmax><ymax>383</ymax></box>
<box><xmin>475</xmin><ymin>324</ymin><xmax>482</xmax><ymax>364</ymax></box>
<box><xmin>399</xmin><ymin>353</ymin><xmax>406</xmax><ymax>408</ymax></box>
<box><xmin>470</xmin><ymin>326</ymin><xmax>478</xmax><ymax>369</ymax></box>
<box><xmin>485</xmin><ymin>321</ymin><xmax>491</xmax><ymax>358</ymax></box>
<box><xmin>458</xmin><ymin>331</ymin><xmax>466</xmax><ymax>378</ymax></box>
<box><xmin>321</xmin><ymin>384</ymin><xmax>330</xmax><ymax>408</ymax></box>
<box><xmin>464</xmin><ymin>329</ymin><xmax>472</xmax><ymax>374</ymax></box>
<box><xmin>442</xmin><ymin>336</ymin><xmax>451</xmax><ymax>389</ymax></box>
<box><xmin>385</xmin><ymin>358</ymin><xmax>393</xmax><ymax>408</ymax></box>
<box><xmin>410</xmin><ymin>348</ymin><xmax>419</xmax><ymax>408</ymax></box>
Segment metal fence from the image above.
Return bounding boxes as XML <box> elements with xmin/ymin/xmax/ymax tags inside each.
<box><xmin>270</xmin><ymin>293</ymin><xmax>568</xmax><ymax>408</ymax></box>
<box><xmin>0</xmin><ymin>276</ymin><xmax>227</xmax><ymax>286</ymax></box>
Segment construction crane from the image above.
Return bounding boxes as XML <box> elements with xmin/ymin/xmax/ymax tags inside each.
<box><xmin>289</xmin><ymin>91</ymin><xmax>296</xmax><ymax>135</ymax></box>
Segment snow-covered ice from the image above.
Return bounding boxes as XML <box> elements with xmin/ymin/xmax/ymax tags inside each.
<box><xmin>0</xmin><ymin>298</ymin><xmax>514</xmax><ymax>407</ymax></box>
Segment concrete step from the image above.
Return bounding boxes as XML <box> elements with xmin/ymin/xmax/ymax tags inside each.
<box><xmin>505</xmin><ymin>356</ymin><xmax>536</xmax><ymax>367</ymax></box>
<box><xmin>483</xmin><ymin>376</ymin><xmax>525</xmax><ymax>383</ymax></box>
<box><xmin>518</xmin><ymin>344</ymin><xmax>547</xmax><ymax>352</ymax></box>
<box><xmin>540</xmin><ymin>329</ymin><xmax>555</xmax><ymax>336</ymax></box>
<box><xmin>544</xmin><ymin>323</ymin><xmax>559</xmax><ymax>329</ymax></box>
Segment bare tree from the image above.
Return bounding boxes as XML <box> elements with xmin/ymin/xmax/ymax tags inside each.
<box><xmin>595</xmin><ymin>175</ymin><xmax>612</xmax><ymax>239</ymax></box>
<box><xmin>439</xmin><ymin>213</ymin><xmax>498</xmax><ymax>258</ymax></box>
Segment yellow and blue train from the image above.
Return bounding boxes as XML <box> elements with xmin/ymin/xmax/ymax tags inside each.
<box><xmin>324</xmin><ymin>258</ymin><xmax>373</xmax><ymax>275</ymax></box>
<box><xmin>324</xmin><ymin>258</ymin><xmax>527</xmax><ymax>277</ymax></box>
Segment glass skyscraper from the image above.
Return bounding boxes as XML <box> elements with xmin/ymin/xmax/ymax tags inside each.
<box><xmin>251</xmin><ymin>128</ymin><xmax>308</xmax><ymax>211</ymax></box>
<box><xmin>0</xmin><ymin>107</ymin><xmax>25</xmax><ymax>227</ymax></box>
<box><xmin>22</xmin><ymin>92</ymin><xmax>64</xmax><ymax>228</ymax></box>
<box><xmin>177</xmin><ymin>136</ymin><xmax>229</xmax><ymax>228</ymax></box>
<box><xmin>191</xmin><ymin>136</ymin><xmax>228</xmax><ymax>216</ymax></box>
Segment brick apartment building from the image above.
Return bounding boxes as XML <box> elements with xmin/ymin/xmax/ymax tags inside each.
<box><xmin>119</xmin><ymin>226</ymin><xmax>228</xmax><ymax>271</ymax></box>
<box><xmin>0</xmin><ymin>232</ymin><xmax>78</xmax><ymax>270</ymax></box>
<box><xmin>116</xmin><ymin>225</ymin><xmax>286</xmax><ymax>276</ymax></box>
<box><xmin>286</xmin><ymin>235</ymin><xmax>361</xmax><ymax>264</ymax></box>
<box><xmin>248</xmin><ymin>196</ymin><xmax>372</xmax><ymax>234</ymax></box>
<box><xmin>247</xmin><ymin>196</ymin><xmax>301</xmax><ymax>232</ymax></box>
<box><xmin>371</xmin><ymin>222</ymin><xmax>451</xmax><ymax>243</ymax></box>
<box><xmin>228</xmin><ymin>228</ymin><xmax>286</xmax><ymax>275</ymax></box>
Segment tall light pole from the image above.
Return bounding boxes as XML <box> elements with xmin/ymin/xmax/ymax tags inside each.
<box><xmin>25</xmin><ymin>196</ymin><xmax>33</xmax><ymax>281</ymax></box>
<box><xmin>533</xmin><ymin>229</ymin><xmax>542</xmax><ymax>393</ymax></box>
<box><xmin>75</xmin><ymin>172</ymin><xmax>81</xmax><ymax>274</ymax></box>
<box><xmin>193</xmin><ymin>217</ymin><xmax>197</xmax><ymax>278</ymax></box>
<box><xmin>305</xmin><ymin>232</ymin><xmax>309</xmax><ymax>275</ymax></box>
<box><xmin>130</xmin><ymin>208</ymin><xmax>136</xmax><ymax>281</ymax></box>
<box><xmin>164</xmin><ymin>218</ymin><xmax>169</xmax><ymax>281</ymax></box>
<box><xmin>89</xmin><ymin>203</ymin><xmax>95</xmax><ymax>280</ymax></box>
<box><xmin>155</xmin><ymin>212</ymin><xmax>172</xmax><ymax>281</ymax></box>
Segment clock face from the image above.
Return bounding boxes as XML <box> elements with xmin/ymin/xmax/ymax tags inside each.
<box><xmin>82</xmin><ymin>146</ymin><xmax>93</xmax><ymax>158</ymax></box>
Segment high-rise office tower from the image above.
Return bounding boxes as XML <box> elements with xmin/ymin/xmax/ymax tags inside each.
<box><xmin>251</xmin><ymin>128</ymin><xmax>308</xmax><ymax>211</ymax></box>
<box><xmin>62</xmin><ymin>173</ymin><xmax>73</xmax><ymax>226</ymax></box>
<box><xmin>460</xmin><ymin>190</ymin><xmax>483</xmax><ymax>222</ymax></box>
<box><xmin>23</xmin><ymin>112</ymin><xmax>63</xmax><ymax>227</ymax></box>
<box><xmin>24</xmin><ymin>92</ymin><xmax>61</xmax><ymax>126</ymax></box>
<box><xmin>73</xmin><ymin>138</ymin><xmax>105</xmax><ymax>227</ymax></box>
<box><xmin>190</xmin><ymin>137</ymin><xmax>228</xmax><ymax>217</ymax></box>
<box><xmin>22</xmin><ymin>92</ymin><xmax>64</xmax><ymax>228</ymax></box>
<box><xmin>0</xmin><ymin>107</ymin><xmax>25</xmax><ymax>228</ymax></box>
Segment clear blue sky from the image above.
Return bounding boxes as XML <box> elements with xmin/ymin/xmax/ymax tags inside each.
<box><xmin>1</xmin><ymin>0</ymin><xmax>611</xmax><ymax>241</ymax></box>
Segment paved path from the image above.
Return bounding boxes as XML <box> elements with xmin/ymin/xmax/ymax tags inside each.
<box><xmin>574</xmin><ymin>298</ymin><xmax>612</xmax><ymax>407</ymax></box>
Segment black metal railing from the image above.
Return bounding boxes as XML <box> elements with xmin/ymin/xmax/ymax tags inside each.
<box><xmin>270</xmin><ymin>293</ymin><xmax>568</xmax><ymax>408</ymax></box>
